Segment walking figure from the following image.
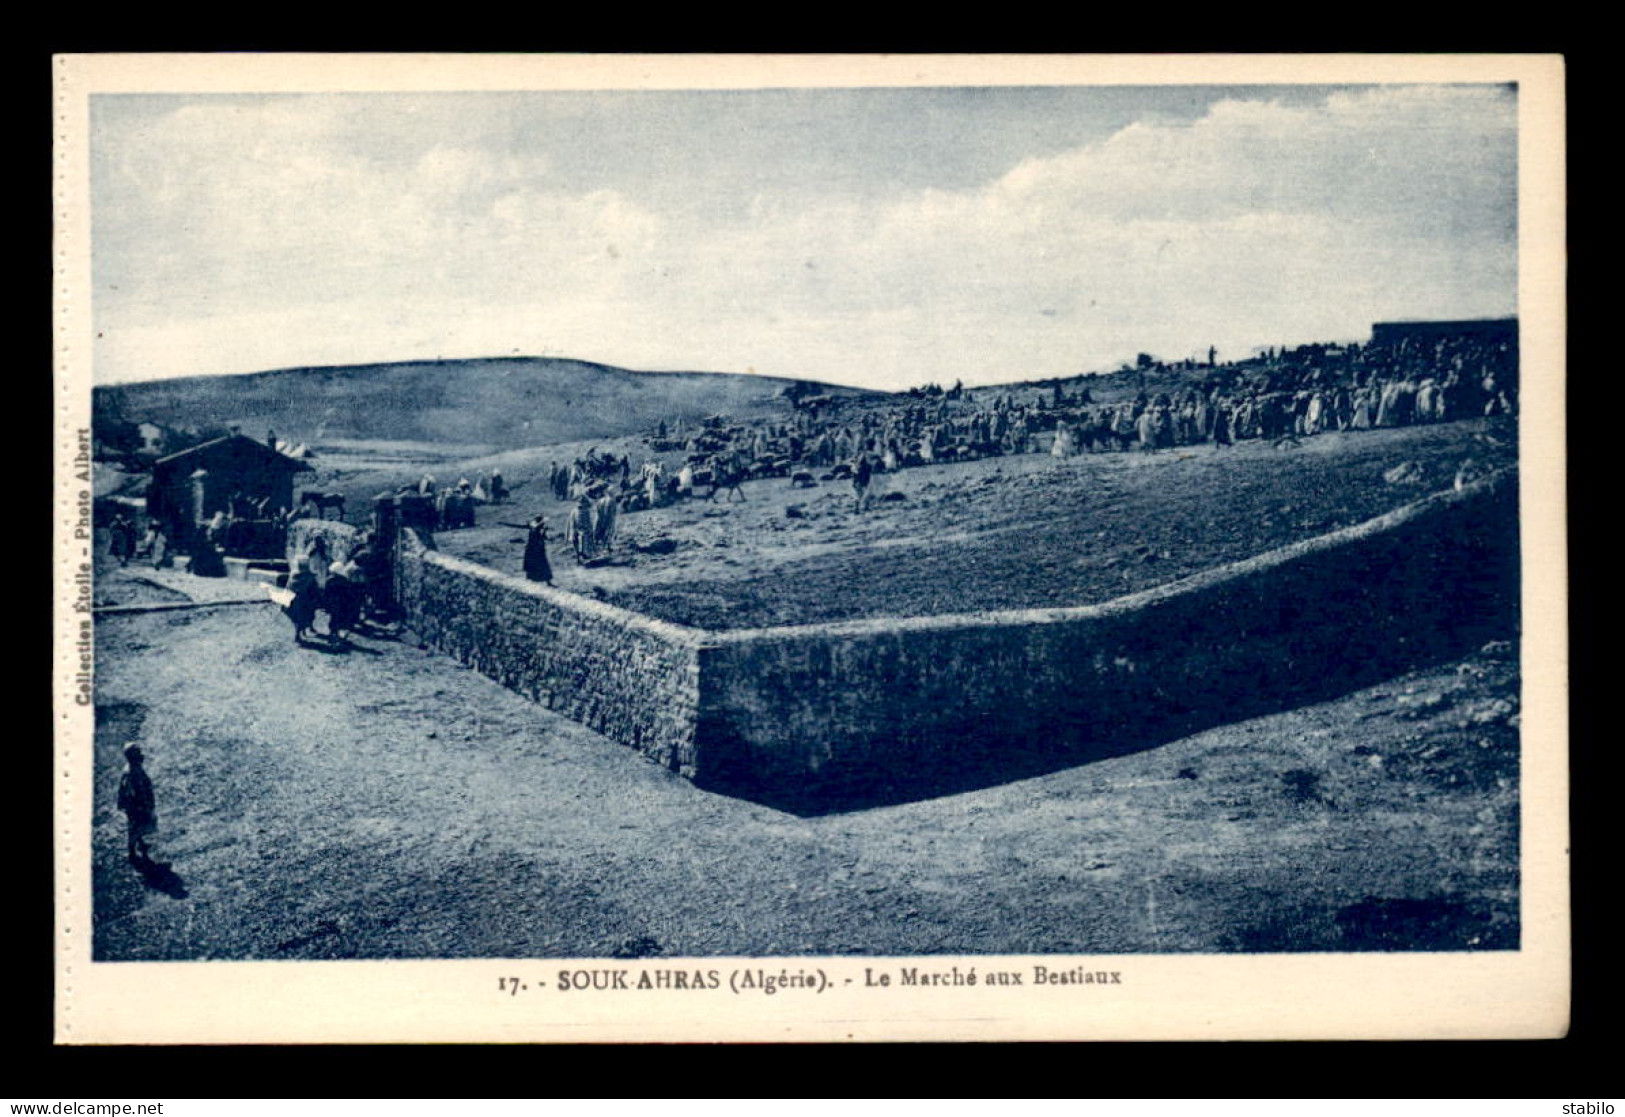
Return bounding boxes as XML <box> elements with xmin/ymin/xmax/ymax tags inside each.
<box><xmin>283</xmin><ymin>556</ymin><xmax>321</xmax><ymax>644</ymax></box>
<box><xmin>117</xmin><ymin>746</ymin><xmax>157</xmax><ymax>864</ymax></box>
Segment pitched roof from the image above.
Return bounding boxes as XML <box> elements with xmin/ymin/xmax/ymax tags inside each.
<box><xmin>154</xmin><ymin>433</ymin><xmax>315</xmax><ymax>472</ymax></box>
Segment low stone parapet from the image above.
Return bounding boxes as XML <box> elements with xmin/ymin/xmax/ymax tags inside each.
<box><xmin>390</xmin><ymin>468</ymin><xmax>1519</xmax><ymax>803</ymax></box>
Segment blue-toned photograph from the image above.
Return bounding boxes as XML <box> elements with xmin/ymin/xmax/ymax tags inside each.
<box><xmin>87</xmin><ymin>81</ymin><xmax>1522</xmax><ymax>961</ymax></box>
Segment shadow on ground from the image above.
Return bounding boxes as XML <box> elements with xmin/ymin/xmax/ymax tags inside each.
<box><xmin>1224</xmin><ymin>894</ymin><xmax>1517</xmax><ymax>952</ymax></box>
<box><xmin>133</xmin><ymin>856</ymin><xmax>189</xmax><ymax>899</ymax></box>
<box><xmin>705</xmin><ymin>618</ymin><xmax>1518</xmax><ymax>818</ymax></box>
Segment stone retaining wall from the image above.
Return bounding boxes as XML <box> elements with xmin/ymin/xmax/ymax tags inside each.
<box><xmin>693</xmin><ymin>469</ymin><xmax>1519</xmax><ymax>797</ymax></box>
<box><xmin>394</xmin><ymin>529</ymin><xmax>709</xmax><ymax>775</ymax></box>
<box><xmin>389</xmin><ymin>470</ymin><xmax>1519</xmax><ymax>802</ymax></box>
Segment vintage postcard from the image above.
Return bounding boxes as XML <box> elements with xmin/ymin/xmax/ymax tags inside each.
<box><xmin>54</xmin><ymin>53</ymin><xmax>1568</xmax><ymax>1043</ymax></box>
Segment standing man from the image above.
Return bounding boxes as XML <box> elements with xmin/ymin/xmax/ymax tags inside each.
<box><xmin>117</xmin><ymin>746</ymin><xmax>158</xmax><ymax>864</ymax></box>
<box><xmin>1137</xmin><ymin>406</ymin><xmax>1157</xmax><ymax>453</ymax></box>
<box><xmin>150</xmin><ymin>525</ymin><xmax>171</xmax><ymax>569</ymax></box>
<box><xmin>568</xmin><ymin>495</ymin><xmax>595</xmax><ymax>562</ymax></box>
<box><xmin>852</xmin><ymin>453</ymin><xmax>874</xmax><ymax>512</ymax></box>
<box><xmin>1213</xmin><ymin>400</ymin><xmax>1235</xmax><ymax>448</ymax></box>
<box><xmin>524</xmin><ymin>514</ymin><xmax>554</xmax><ymax>584</ymax></box>
<box><xmin>324</xmin><ymin>560</ymin><xmax>363</xmax><ymax>641</ymax></box>
<box><xmin>305</xmin><ymin>535</ymin><xmax>333</xmax><ymax>591</ymax></box>
<box><xmin>108</xmin><ymin>513</ymin><xmax>136</xmax><ymax>567</ymax></box>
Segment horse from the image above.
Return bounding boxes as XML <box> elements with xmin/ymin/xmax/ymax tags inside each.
<box><xmin>708</xmin><ymin>463</ymin><xmax>747</xmax><ymax>502</ymax></box>
<box><xmin>300</xmin><ymin>490</ymin><xmax>346</xmax><ymax>521</ymax></box>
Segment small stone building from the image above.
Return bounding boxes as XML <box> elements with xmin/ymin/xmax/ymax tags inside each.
<box><xmin>148</xmin><ymin>431</ymin><xmax>313</xmax><ymax>551</ymax></box>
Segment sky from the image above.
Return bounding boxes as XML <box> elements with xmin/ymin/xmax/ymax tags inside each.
<box><xmin>90</xmin><ymin>83</ymin><xmax>1518</xmax><ymax>390</ymax></box>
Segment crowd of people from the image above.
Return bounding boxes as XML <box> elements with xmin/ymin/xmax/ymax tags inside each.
<box><xmin>1041</xmin><ymin>332</ymin><xmax>1521</xmax><ymax>455</ymax></box>
<box><xmin>104</xmin><ymin>511</ymin><xmax>180</xmax><ymax>569</ymax></box>
<box><xmin>478</xmin><ymin>328</ymin><xmax>1521</xmax><ymax>558</ymax></box>
<box><xmin>548</xmin><ymin>452</ymin><xmax>629</xmax><ymax>503</ymax></box>
<box><xmin>107</xmin><ymin>328</ymin><xmax>1517</xmax><ymax>590</ymax></box>
<box><xmin>401</xmin><ymin>470</ymin><xmax>510</xmax><ymax>530</ymax></box>
<box><xmin>279</xmin><ymin>529</ymin><xmax>391</xmax><ymax>646</ymax></box>
<box><xmin>627</xmin><ymin>329</ymin><xmax>1520</xmax><ymax>505</ymax></box>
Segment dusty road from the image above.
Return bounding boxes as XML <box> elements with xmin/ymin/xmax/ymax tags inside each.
<box><xmin>92</xmin><ymin>600</ymin><xmax>1520</xmax><ymax>960</ymax></box>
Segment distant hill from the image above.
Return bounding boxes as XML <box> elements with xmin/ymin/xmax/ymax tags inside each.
<box><xmin>95</xmin><ymin>357</ymin><xmax>877</xmax><ymax>450</ymax></box>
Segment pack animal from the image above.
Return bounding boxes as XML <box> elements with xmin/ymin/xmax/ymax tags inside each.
<box><xmin>708</xmin><ymin>462</ymin><xmax>747</xmax><ymax>503</ymax></box>
<box><xmin>300</xmin><ymin>491</ymin><xmax>346</xmax><ymax>521</ymax></box>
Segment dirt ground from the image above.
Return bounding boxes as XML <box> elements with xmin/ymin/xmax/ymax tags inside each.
<box><xmin>91</xmin><ymin>598</ymin><xmax>1519</xmax><ymax>960</ymax></box>
<box><xmin>437</xmin><ymin>419</ymin><xmax>1515</xmax><ymax>630</ymax></box>
<box><xmin>92</xmin><ymin>556</ymin><xmax>270</xmax><ymax>610</ymax></box>
<box><xmin>90</xmin><ymin>411</ymin><xmax>1522</xmax><ymax>960</ymax></box>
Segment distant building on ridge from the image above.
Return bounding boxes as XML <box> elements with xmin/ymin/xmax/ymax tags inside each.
<box><xmin>1371</xmin><ymin>317</ymin><xmax>1518</xmax><ymax>348</ymax></box>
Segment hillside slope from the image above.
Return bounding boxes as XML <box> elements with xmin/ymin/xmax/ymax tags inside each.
<box><xmin>95</xmin><ymin>357</ymin><xmax>874</xmax><ymax>448</ymax></box>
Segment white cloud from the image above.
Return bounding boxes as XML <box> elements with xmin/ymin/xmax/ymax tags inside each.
<box><xmin>94</xmin><ymin>85</ymin><xmax>1517</xmax><ymax>389</ymax></box>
